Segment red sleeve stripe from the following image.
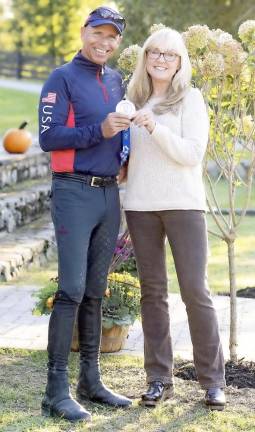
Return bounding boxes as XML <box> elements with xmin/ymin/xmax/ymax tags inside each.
<box><xmin>51</xmin><ymin>104</ymin><xmax>75</xmax><ymax>172</ymax></box>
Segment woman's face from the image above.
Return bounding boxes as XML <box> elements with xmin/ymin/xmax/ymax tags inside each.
<box><xmin>146</xmin><ymin>46</ymin><xmax>181</xmax><ymax>85</ymax></box>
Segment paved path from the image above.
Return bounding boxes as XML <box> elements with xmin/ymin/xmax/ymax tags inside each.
<box><xmin>0</xmin><ymin>78</ymin><xmax>42</xmax><ymax>93</ymax></box>
<box><xmin>0</xmin><ymin>284</ymin><xmax>254</xmax><ymax>361</ymax></box>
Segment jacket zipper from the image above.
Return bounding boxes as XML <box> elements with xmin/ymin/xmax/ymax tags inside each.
<box><xmin>96</xmin><ymin>68</ymin><xmax>109</xmax><ymax>103</ymax></box>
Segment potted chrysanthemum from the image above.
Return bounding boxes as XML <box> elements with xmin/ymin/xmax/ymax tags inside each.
<box><xmin>32</xmin><ymin>231</ymin><xmax>140</xmax><ymax>353</ymax></box>
<box><xmin>101</xmin><ymin>271</ymin><xmax>140</xmax><ymax>352</ymax></box>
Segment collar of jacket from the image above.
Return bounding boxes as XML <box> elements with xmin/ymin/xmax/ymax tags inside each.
<box><xmin>72</xmin><ymin>51</ymin><xmax>105</xmax><ymax>75</ymax></box>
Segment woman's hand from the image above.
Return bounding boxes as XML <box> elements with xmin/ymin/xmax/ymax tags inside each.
<box><xmin>132</xmin><ymin>109</ymin><xmax>156</xmax><ymax>134</ymax></box>
<box><xmin>117</xmin><ymin>164</ymin><xmax>128</xmax><ymax>184</ymax></box>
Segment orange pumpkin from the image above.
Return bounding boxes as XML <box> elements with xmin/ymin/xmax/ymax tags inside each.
<box><xmin>3</xmin><ymin>121</ymin><xmax>32</xmax><ymax>154</ymax></box>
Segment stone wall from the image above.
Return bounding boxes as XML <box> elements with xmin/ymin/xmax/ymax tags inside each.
<box><xmin>0</xmin><ymin>183</ymin><xmax>51</xmax><ymax>233</ymax></box>
<box><xmin>0</xmin><ymin>152</ymin><xmax>50</xmax><ymax>188</ymax></box>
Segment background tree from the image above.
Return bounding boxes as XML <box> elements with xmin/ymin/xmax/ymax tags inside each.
<box><xmin>116</xmin><ymin>0</ymin><xmax>255</xmax><ymax>47</ymax></box>
<box><xmin>0</xmin><ymin>3</ymin><xmax>13</xmax><ymax>50</ymax></box>
<box><xmin>5</xmin><ymin>0</ymin><xmax>103</xmax><ymax>61</ymax></box>
<box><xmin>185</xmin><ymin>22</ymin><xmax>255</xmax><ymax>361</ymax></box>
<box><xmin>11</xmin><ymin>0</ymin><xmax>81</xmax><ymax>62</ymax></box>
<box><xmin>0</xmin><ymin>0</ymin><xmax>121</xmax><ymax>80</ymax></box>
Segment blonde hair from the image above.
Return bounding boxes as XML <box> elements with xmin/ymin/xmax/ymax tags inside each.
<box><xmin>127</xmin><ymin>27</ymin><xmax>192</xmax><ymax>114</ymax></box>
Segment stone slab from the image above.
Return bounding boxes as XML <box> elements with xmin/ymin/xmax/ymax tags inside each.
<box><xmin>0</xmin><ymin>214</ymin><xmax>55</xmax><ymax>281</ymax></box>
<box><xmin>0</xmin><ymin>179</ymin><xmax>51</xmax><ymax>233</ymax></box>
<box><xmin>0</xmin><ymin>143</ymin><xmax>50</xmax><ymax>188</ymax></box>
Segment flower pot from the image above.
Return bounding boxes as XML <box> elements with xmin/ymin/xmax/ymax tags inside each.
<box><xmin>101</xmin><ymin>324</ymin><xmax>129</xmax><ymax>353</ymax></box>
<box><xmin>70</xmin><ymin>322</ymin><xmax>129</xmax><ymax>353</ymax></box>
<box><xmin>71</xmin><ymin>322</ymin><xmax>79</xmax><ymax>352</ymax></box>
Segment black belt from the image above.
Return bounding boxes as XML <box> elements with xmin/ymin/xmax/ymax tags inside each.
<box><xmin>52</xmin><ymin>172</ymin><xmax>117</xmax><ymax>187</ymax></box>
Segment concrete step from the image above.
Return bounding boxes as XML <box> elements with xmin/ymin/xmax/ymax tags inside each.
<box><xmin>0</xmin><ymin>142</ymin><xmax>50</xmax><ymax>188</ymax></box>
<box><xmin>0</xmin><ymin>214</ymin><xmax>55</xmax><ymax>282</ymax></box>
<box><xmin>0</xmin><ymin>178</ymin><xmax>51</xmax><ymax>233</ymax></box>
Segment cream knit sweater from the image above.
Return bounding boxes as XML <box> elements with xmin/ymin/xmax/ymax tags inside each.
<box><xmin>123</xmin><ymin>87</ymin><xmax>209</xmax><ymax>211</ymax></box>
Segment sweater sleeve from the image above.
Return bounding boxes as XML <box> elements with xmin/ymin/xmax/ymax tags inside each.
<box><xmin>150</xmin><ymin>88</ymin><xmax>209</xmax><ymax>167</ymax></box>
<box><xmin>38</xmin><ymin>68</ymin><xmax>103</xmax><ymax>152</ymax></box>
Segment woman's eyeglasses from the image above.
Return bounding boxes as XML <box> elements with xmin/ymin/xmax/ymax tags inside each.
<box><xmin>147</xmin><ymin>50</ymin><xmax>179</xmax><ymax>63</ymax></box>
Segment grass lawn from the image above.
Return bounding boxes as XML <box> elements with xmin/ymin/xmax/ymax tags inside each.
<box><xmin>166</xmin><ymin>215</ymin><xmax>255</xmax><ymax>295</ymax></box>
<box><xmin>205</xmin><ymin>178</ymin><xmax>255</xmax><ymax>209</ymax></box>
<box><xmin>5</xmin><ymin>257</ymin><xmax>59</xmax><ymax>288</ymax></box>
<box><xmin>207</xmin><ymin>215</ymin><xmax>255</xmax><ymax>293</ymax></box>
<box><xmin>0</xmin><ymin>87</ymin><xmax>39</xmax><ymax>136</ymax></box>
<box><xmin>0</xmin><ymin>348</ymin><xmax>255</xmax><ymax>432</ymax></box>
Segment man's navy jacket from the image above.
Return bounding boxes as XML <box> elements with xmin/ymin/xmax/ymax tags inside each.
<box><xmin>38</xmin><ymin>52</ymin><xmax>124</xmax><ymax>176</ymax></box>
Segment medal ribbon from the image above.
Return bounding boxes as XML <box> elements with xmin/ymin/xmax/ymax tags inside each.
<box><xmin>120</xmin><ymin>128</ymin><xmax>130</xmax><ymax>166</ymax></box>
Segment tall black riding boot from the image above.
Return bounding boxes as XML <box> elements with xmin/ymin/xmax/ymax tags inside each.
<box><xmin>42</xmin><ymin>294</ymin><xmax>91</xmax><ymax>422</ymax></box>
<box><xmin>76</xmin><ymin>295</ymin><xmax>131</xmax><ymax>407</ymax></box>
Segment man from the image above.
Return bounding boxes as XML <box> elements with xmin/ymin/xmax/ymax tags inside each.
<box><xmin>39</xmin><ymin>6</ymin><xmax>131</xmax><ymax>423</ymax></box>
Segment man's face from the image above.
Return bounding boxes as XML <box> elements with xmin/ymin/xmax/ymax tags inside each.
<box><xmin>81</xmin><ymin>24</ymin><xmax>121</xmax><ymax>65</ymax></box>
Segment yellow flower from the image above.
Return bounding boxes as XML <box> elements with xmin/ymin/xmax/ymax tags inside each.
<box><xmin>46</xmin><ymin>296</ymin><xmax>54</xmax><ymax>310</ymax></box>
<box><xmin>107</xmin><ymin>272</ymin><xmax>140</xmax><ymax>288</ymax></box>
<box><xmin>117</xmin><ymin>45</ymin><xmax>141</xmax><ymax>77</ymax></box>
<box><xmin>149</xmin><ymin>23</ymin><xmax>166</xmax><ymax>34</ymax></box>
<box><xmin>243</xmin><ymin>115</ymin><xmax>255</xmax><ymax>137</ymax></box>
<box><xmin>238</xmin><ymin>20</ymin><xmax>255</xmax><ymax>51</ymax></box>
<box><xmin>183</xmin><ymin>25</ymin><xmax>210</xmax><ymax>56</ymax></box>
<box><xmin>236</xmin><ymin>115</ymin><xmax>255</xmax><ymax>137</ymax></box>
<box><xmin>104</xmin><ymin>288</ymin><xmax>111</xmax><ymax>298</ymax></box>
<box><xmin>199</xmin><ymin>52</ymin><xmax>224</xmax><ymax>79</ymax></box>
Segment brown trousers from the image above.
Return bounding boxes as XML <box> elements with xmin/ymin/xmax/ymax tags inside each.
<box><xmin>125</xmin><ymin>210</ymin><xmax>225</xmax><ymax>389</ymax></box>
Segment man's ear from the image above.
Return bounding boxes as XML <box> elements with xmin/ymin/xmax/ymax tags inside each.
<box><xmin>117</xmin><ymin>35</ymin><xmax>122</xmax><ymax>47</ymax></box>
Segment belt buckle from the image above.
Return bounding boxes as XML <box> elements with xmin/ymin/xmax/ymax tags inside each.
<box><xmin>91</xmin><ymin>176</ymin><xmax>101</xmax><ymax>187</ymax></box>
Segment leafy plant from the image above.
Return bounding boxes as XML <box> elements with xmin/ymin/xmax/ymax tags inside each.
<box><xmin>32</xmin><ymin>277</ymin><xmax>58</xmax><ymax>316</ymax></box>
<box><xmin>32</xmin><ymin>231</ymin><xmax>140</xmax><ymax>325</ymax></box>
<box><xmin>115</xmin><ymin>255</ymin><xmax>137</xmax><ymax>274</ymax></box>
<box><xmin>102</xmin><ymin>272</ymin><xmax>140</xmax><ymax>328</ymax></box>
<box><xmin>109</xmin><ymin>229</ymin><xmax>135</xmax><ymax>273</ymax></box>
<box><xmin>32</xmin><ymin>272</ymin><xmax>141</xmax><ymax>329</ymax></box>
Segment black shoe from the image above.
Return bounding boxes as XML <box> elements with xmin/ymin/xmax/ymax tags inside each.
<box><xmin>77</xmin><ymin>296</ymin><xmax>132</xmax><ymax>408</ymax></box>
<box><xmin>205</xmin><ymin>388</ymin><xmax>226</xmax><ymax>411</ymax></box>
<box><xmin>140</xmin><ymin>381</ymin><xmax>174</xmax><ymax>407</ymax></box>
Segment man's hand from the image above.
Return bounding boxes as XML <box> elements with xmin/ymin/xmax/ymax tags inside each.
<box><xmin>101</xmin><ymin>112</ymin><xmax>131</xmax><ymax>138</ymax></box>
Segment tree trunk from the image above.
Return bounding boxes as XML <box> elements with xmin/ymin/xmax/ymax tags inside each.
<box><xmin>227</xmin><ymin>240</ymin><xmax>238</xmax><ymax>361</ymax></box>
<box><xmin>16</xmin><ymin>50</ymin><xmax>23</xmax><ymax>80</ymax></box>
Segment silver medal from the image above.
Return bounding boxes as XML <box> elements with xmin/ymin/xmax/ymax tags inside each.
<box><xmin>116</xmin><ymin>100</ymin><xmax>136</xmax><ymax>118</ymax></box>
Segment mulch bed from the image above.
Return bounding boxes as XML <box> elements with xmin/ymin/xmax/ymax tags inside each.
<box><xmin>174</xmin><ymin>359</ymin><xmax>255</xmax><ymax>389</ymax></box>
<box><xmin>174</xmin><ymin>287</ymin><xmax>255</xmax><ymax>389</ymax></box>
<box><xmin>236</xmin><ymin>287</ymin><xmax>255</xmax><ymax>298</ymax></box>
<box><xmin>219</xmin><ymin>287</ymin><xmax>255</xmax><ymax>298</ymax></box>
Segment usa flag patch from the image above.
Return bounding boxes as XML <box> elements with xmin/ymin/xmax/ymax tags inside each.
<box><xmin>42</xmin><ymin>92</ymin><xmax>57</xmax><ymax>104</ymax></box>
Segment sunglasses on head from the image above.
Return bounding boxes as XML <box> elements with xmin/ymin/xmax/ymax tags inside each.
<box><xmin>90</xmin><ymin>7</ymin><xmax>126</xmax><ymax>29</ymax></box>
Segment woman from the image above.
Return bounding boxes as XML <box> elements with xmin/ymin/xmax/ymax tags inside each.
<box><xmin>123</xmin><ymin>28</ymin><xmax>226</xmax><ymax>410</ymax></box>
